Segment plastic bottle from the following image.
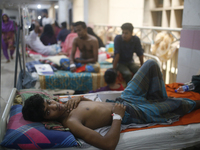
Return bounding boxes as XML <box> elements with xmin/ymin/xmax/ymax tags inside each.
<box><xmin>175</xmin><ymin>82</ymin><xmax>195</xmax><ymax>93</ymax></box>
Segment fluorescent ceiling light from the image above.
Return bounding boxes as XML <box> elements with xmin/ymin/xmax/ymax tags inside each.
<box><xmin>37</xmin><ymin>4</ymin><xmax>41</xmax><ymax>9</ymax></box>
<box><xmin>54</xmin><ymin>5</ymin><xmax>59</xmax><ymax>9</ymax></box>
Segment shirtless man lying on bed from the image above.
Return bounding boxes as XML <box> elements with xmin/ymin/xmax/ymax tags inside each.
<box><xmin>69</xmin><ymin>21</ymin><xmax>100</xmax><ymax>73</ymax></box>
<box><xmin>22</xmin><ymin>60</ymin><xmax>200</xmax><ymax>150</ymax></box>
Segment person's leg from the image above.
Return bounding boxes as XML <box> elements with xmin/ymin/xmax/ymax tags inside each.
<box><xmin>127</xmin><ymin>62</ymin><xmax>140</xmax><ymax>75</ymax></box>
<box><xmin>194</xmin><ymin>100</ymin><xmax>200</xmax><ymax>110</ymax></box>
<box><xmin>10</xmin><ymin>50</ymin><xmax>15</xmax><ymax>59</ymax></box>
<box><xmin>7</xmin><ymin>33</ymin><xmax>15</xmax><ymax>59</ymax></box>
<box><xmin>1</xmin><ymin>39</ymin><xmax>10</xmax><ymax>61</ymax></box>
<box><xmin>116</xmin><ymin>63</ymin><xmax>133</xmax><ymax>84</ymax></box>
<box><xmin>85</xmin><ymin>62</ymin><xmax>100</xmax><ymax>73</ymax></box>
<box><xmin>121</xmin><ymin>59</ymin><xmax>167</xmax><ymax>104</ymax></box>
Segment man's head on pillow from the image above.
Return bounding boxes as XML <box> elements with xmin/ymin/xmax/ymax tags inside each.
<box><xmin>22</xmin><ymin>94</ymin><xmax>45</xmax><ymax>122</ymax></box>
<box><xmin>22</xmin><ymin>94</ymin><xmax>69</xmax><ymax>122</ymax></box>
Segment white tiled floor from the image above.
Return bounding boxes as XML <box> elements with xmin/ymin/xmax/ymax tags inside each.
<box><xmin>0</xmin><ymin>50</ymin><xmax>33</xmax><ymax>118</ymax></box>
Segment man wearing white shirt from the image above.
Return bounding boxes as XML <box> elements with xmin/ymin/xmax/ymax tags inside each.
<box><xmin>41</xmin><ymin>9</ymin><xmax>54</xmax><ymax>27</ymax></box>
<box><xmin>26</xmin><ymin>22</ymin><xmax>61</xmax><ymax>56</ymax></box>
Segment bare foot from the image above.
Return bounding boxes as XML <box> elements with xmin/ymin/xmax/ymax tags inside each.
<box><xmin>6</xmin><ymin>60</ymin><xmax>10</xmax><ymax>63</ymax></box>
<box><xmin>11</xmin><ymin>56</ymin><xmax>14</xmax><ymax>59</ymax></box>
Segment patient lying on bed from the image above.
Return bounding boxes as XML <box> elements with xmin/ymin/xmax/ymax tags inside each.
<box><xmin>22</xmin><ymin>60</ymin><xmax>200</xmax><ymax>150</ymax></box>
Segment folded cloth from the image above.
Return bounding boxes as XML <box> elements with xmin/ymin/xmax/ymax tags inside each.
<box><xmin>26</xmin><ymin>60</ymin><xmax>57</xmax><ymax>73</ymax></box>
<box><xmin>60</xmin><ymin>58</ymin><xmax>100</xmax><ymax>73</ymax></box>
<box><xmin>16</xmin><ymin>70</ymin><xmax>37</xmax><ymax>90</ymax></box>
<box><xmin>48</xmin><ymin>55</ymin><xmax>68</xmax><ymax>66</ymax></box>
<box><xmin>42</xmin><ymin>121</ymin><xmax>70</xmax><ymax>131</ymax></box>
<box><xmin>39</xmin><ymin>59</ymin><xmax>60</xmax><ymax>69</ymax></box>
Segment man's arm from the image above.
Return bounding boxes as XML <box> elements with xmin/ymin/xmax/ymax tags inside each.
<box><xmin>139</xmin><ymin>55</ymin><xmax>144</xmax><ymax>66</ymax></box>
<box><xmin>34</xmin><ymin>22</ymin><xmax>40</xmax><ymax>34</ymax></box>
<box><xmin>135</xmin><ymin>36</ymin><xmax>144</xmax><ymax>66</ymax></box>
<box><xmin>65</xmin><ymin>96</ymin><xmax>92</xmax><ymax>112</ymax></box>
<box><xmin>113</xmin><ymin>53</ymin><xmax>120</xmax><ymax>69</ymax></box>
<box><xmin>113</xmin><ymin>35</ymin><xmax>121</xmax><ymax>69</ymax></box>
<box><xmin>66</xmin><ymin>103</ymin><xmax>126</xmax><ymax>150</ymax></box>
<box><xmin>70</xmin><ymin>38</ymin><xmax>78</xmax><ymax>72</ymax></box>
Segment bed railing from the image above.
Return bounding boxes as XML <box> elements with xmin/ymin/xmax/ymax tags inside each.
<box><xmin>0</xmin><ymin>88</ymin><xmax>17</xmax><ymax>144</ymax></box>
<box><xmin>93</xmin><ymin>24</ymin><xmax>181</xmax><ymax>84</ymax></box>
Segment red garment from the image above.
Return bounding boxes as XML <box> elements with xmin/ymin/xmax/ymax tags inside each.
<box><xmin>110</xmin><ymin>83</ymin><xmax>124</xmax><ymax>91</ymax></box>
<box><xmin>89</xmin><ymin>83</ymin><xmax>124</xmax><ymax>93</ymax></box>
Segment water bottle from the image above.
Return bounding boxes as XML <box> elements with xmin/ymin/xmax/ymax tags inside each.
<box><xmin>175</xmin><ymin>82</ymin><xmax>195</xmax><ymax>93</ymax></box>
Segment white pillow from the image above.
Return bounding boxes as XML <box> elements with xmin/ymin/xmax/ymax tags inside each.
<box><xmin>48</xmin><ymin>55</ymin><xmax>68</xmax><ymax>66</ymax></box>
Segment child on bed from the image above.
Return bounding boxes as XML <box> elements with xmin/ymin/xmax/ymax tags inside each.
<box><xmin>22</xmin><ymin>59</ymin><xmax>200</xmax><ymax>150</ymax></box>
<box><xmin>89</xmin><ymin>68</ymin><xmax>124</xmax><ymax>93</ymax></box>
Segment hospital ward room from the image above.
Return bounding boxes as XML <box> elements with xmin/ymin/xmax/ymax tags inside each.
<box><xmin>1</xmin><ymin>0</ymin><xmax>200</xmax><ymax>150</ymax></box>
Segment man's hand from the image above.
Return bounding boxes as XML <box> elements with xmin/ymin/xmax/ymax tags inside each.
<box><xmin>70</xmin><ymin>66</ymin><xmax>76</xmax><ymax>72</ymax></box>
<box><xmin>112</xmin><ymin>103</ymin><xmax>126</xmax><ymax>118</ymax></box>
<box><xmin>65</xmin><ymin>96</ymin><xmax>82</xmax><ymax>112</ymax></box>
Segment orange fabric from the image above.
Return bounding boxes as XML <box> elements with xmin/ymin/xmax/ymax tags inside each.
<box><xmin>121</xmin><ymin>82</ymin><xmax>200</xmax><ymax>133</ymax></box>
<box><xmin>76</xmin><ymin>65</ymin><xmax>86</xmax><ymax>73</ymax></box>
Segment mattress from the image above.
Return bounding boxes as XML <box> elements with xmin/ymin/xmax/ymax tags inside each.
<box><xmin>39</xmin><ymin>70</ymin><xmax>106</xmax><ymax>91</ymax></box>
<box><xmin>39</xmin><ymin>61</ymin><xmax>120</xmax><ymax>91</ymax></box>
<box><xmin>1</xmin><ymin>89</ymin><xmax>200</xmax><ymax>150</ymax></box>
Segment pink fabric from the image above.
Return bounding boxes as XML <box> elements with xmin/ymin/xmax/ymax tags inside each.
<box><xmin>61</xmin><ymin>33</ymin><xmax>80</xmax><ymax>58</ymax></box>
<box><xmin>27</xmin><ymin>49</ymin><xmax>48</xmax><ymax>57</ymax></box>
<box><xmin>8</xmin><ymin>113</ymin><xmax>31</xmax><ymax>129</ymax></box>
<box><xmin>54</xmin><ymin>26</ymin><xmax>61</xmax><ymax>38</ymax></box>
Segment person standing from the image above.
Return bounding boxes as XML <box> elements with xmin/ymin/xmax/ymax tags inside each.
<box><xmin>113</xmin><ymin>23</ymin><xmax>144</xmax><ymax>84</ymax></box>
<box><xmin>1</xmin><ymin>14</ymin><xmax>16</xmax><ymax>63</ymax></box>
<box><xmin>41</xmin><ymin>9</ymin><xmax>54</xmax><ymax>27</ymax></box>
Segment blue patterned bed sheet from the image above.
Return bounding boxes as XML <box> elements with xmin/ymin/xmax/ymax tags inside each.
<box><xmin>39</xmin><ymin>61</ymin><xmax>112</xmax><ymax>91</ymax></box>
<box><xmin>44</xmin><ymin>71</ymin><xmax>93</xmax><ymax>91</ymax></box>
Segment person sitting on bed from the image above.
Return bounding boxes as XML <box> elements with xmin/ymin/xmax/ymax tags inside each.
<box><xmin>22</xmin><ymin>59</ymin><xmax>200</xmax><ymax>150</ymax></box>
<box><xmin>40</xmin><ymin>24</ymin><xmax>57</xmax><ymax>46</ymax></box>
<box><xmin>113</xmin><ymin>23</ymin><xmax>144</xmax><ymax>84</ymax></box>
<box><xmin>26</xmin><ymin>21</ymin><xmax>61</xmax><ymax>56</ymax></box>
<box><xmin>69</xmin><ymin>21</ymin><xmax>100</xmax><ymax>73</ymax></box>
<box><xmin>89</xmin><ymin>68</ymin><xmax>124</xmax><ymax>93</ymax></box>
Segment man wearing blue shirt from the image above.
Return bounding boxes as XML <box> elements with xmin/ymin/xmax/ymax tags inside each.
<box><xmin>113</xmin><ymin>23</ymin><xmax>144</xmax><ymax>84</ymax></box>
<box><xmin>57</xmin><ymin>22</ymin><xmax>71</xmax><ymax>43</ymax></box>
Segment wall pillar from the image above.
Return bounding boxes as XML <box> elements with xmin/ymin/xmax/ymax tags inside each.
<box><xmin>58</xmin><ymin>0</ymin><xmax>68</xmax><ymax>25</ymax></box>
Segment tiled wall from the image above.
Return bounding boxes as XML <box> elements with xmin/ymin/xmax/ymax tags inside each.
<box><xmin>176</xmin><ymin>0</ymin><xmax>200</xmax><ymax>83</ymax></box>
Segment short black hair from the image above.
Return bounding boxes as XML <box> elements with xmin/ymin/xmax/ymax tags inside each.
<box><xmin>104</xmin><ymin>68</ymin><xmax>117</xmax><ymax>85</ymax></box>
<box><xmin>61</xmin><ymin>21</ymin><xmax>67</xmax><ymax>28</ymax></box>
<box><xmin>22</xmin><ymin>94</ymin><xmax>45</xmax><ymax>122</ymax></box>
<box><xmin>74</xmin><ymin>21</ymin><xmax>87</xmax><ymax>29</ymax></box>
<box><xmin>121</xmin><ymin>23</ymin><xmax>134</xmax><ymax>33</ymax></box>
<box><xmin>87</xmin><ymin>27</ymin><xmax>96</xmax><ymax>36</ymax></box>
<box><xmin>29</xmin><ymin>23</ymin><xmax>35</xmax><ymax>32</ymax></box>
<box><xmin>42</xmin><ymin>9</ymin><xmax>48</xmax><ymax>14</ymax></box>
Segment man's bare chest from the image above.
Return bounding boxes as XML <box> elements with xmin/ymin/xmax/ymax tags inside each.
<box><xmin>77</xmin><ymin>41</ymin><xmax>93</xmax><ymax>50</ymax></box>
